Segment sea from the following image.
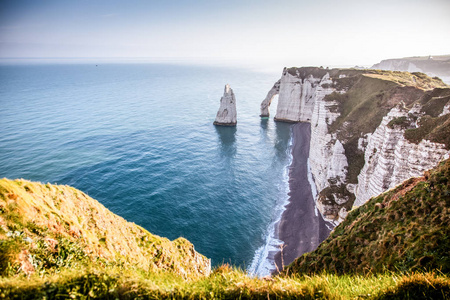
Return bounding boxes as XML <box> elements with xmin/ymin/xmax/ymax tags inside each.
<box><xmin>0</xmin><ymin>61</ymin><xmax>293</xmax><ymax>276</ymax></box>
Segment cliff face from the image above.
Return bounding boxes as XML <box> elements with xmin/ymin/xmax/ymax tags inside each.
<box><xmin>214</xmin><ymin>84</ymin><xmax>237</xmax><ymax>126</ymax></box>
<box><xmin>267</xmin><ymin>67</ymin><xmax>332</xmax><ymax>122</ymax></box>
<box><xmin>0</xmin><ymin>179</ymin><xmax>211</xmax><ymax>278</ymax></box>
<box><xmin>260</xmin><ymin>79</ymin><xmax>280</xmax><ymax>117</ymax></box>
<box><xmin>354</xmin><ymin>106</ymin><xmax>449</xmax><ymax>206</ymax></box>
<box><xmin>262</xmin><ymin>67</ymin><xmax>449</xmax><ymax>223</ymax></box>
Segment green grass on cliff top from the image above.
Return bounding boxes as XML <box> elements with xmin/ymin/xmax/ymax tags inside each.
<box><xmin>1</xmin><ymin>266</ymin><xmax>449</xmax><ymax>299</ymax></box>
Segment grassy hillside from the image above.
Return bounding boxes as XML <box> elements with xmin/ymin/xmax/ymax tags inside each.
<box><xmin>1</xmin><ymin>263</ymin><xmax>449</xmax><ymax>299</ymax></box>
<box><xmin>0</xmin><ymin>179</ymin><xmax>210</xmax><ymax>278</ymax></box>
<box><xmin>282</xmin><ymin>159</ymin><xmax>450</xmax><ymax>276</ymax></box>
<box><xmin>0</xmin><ymin>174</ymin><xmax>449</xmax><ymax>298</ymax></box>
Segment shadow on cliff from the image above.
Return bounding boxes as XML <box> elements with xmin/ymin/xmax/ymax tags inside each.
<box><xmin>215</xmin><ymin>126</ymin><xmax>237</xmax><ymax>158</ymax></box>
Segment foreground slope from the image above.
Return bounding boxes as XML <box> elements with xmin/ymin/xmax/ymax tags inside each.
<box><xmin>283</xmin><ymin>159</ymin><xmax>450</xmax><ymax>276</ymax></box>
<box><xmin>0</xmin><ymin>176</ymin><xmax>448</xmax><ymax>298</ymax></box>
<box><xmin>0</xmin><ymin>178</ymin><xmax>210</xmax><ymax>278</ymax></box>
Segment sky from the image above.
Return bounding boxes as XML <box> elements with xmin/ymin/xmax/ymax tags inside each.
<box><xmin>0</xmin><ymin>0</ymin><xmax>449</xmax><ymax>67</ymax></box>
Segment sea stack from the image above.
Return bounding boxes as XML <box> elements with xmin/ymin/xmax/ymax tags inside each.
<box><xmin>213</xmin><ymin>84</ymin><xmax>237</xmax><ymax>126</ymax></box>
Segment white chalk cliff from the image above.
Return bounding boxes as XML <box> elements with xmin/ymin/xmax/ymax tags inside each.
<box><xmin>274</xmin><ymin>68</ymin><xmax>323</xmax><ymax>122</ymax></box>
<box><xmin>260</xmin><ymin>80</ymin><xmax>280</xmax><ymax>117</ymax></box>
<box><xmin>214</xmin><ymin>84</ymin><xmax>237</xmax><ymax>126</ymax></box>
<box><xmin>372</xmin><ymin>59</ymin><xmax>422</xmax><ymax>73</ymax></box>
<box><xmin>262</xmin><ymin>67</ymin><xmax>450</xmax><ymax>223</ymax></box>
<box><xmin>354</xmin><ymin>106</ymin><xmax>449</xmax><ymax>206</ymax></box>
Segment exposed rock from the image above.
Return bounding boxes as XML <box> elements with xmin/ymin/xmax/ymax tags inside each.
<box><xmin>263</xmin><ymin>67</ymin><xmax>449</xmax><ymax>223</ymax></box>
<box><xmin>440</xmin><ymin>102</ymin><xmax>450</xmax><ymax>116</ymax></box>
<box><xmin>260</xmin><ymin>80</ymin><xmax>280</xmax><ymax>117</ymax></box>
<box><xmin>309</xmin><ymin>79</ymin><xmax>341</xmax><ymax>194</ymax></box>
<box><xmin>214</xmin><ymin>84</ymin><xmax>237</xmax><ymax>126</ymax></box>
<box><xmin>274</xmin><ymin>68</ymin><xmax>327</xmax><ymax>122</ymax></box>
<box><xmin>354</xmin><ymin>106</ymin><xmax>449</xmax><ymax>206</ymax></box>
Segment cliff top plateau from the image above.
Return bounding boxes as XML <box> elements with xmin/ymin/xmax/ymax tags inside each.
<box><xmin>371</xmin><ymin>55</ymin><xmax>450</xmax><ymax>84</ymax></box>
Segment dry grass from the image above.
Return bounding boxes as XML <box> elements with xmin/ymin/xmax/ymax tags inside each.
<box><xmin>0</xmin><ymin>178</ymin><xmax>210</xmax><ymax>279</ymax></box>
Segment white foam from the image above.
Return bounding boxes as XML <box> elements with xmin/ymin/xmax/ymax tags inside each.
<box><xmin>248</xmin><ymin>131</ymin><xmax>293</xmax><ymax>277</ymax></box>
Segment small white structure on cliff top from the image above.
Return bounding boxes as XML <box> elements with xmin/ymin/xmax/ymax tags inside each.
<box><xmin>213</xmin><ymin>84</ymin><xmax>237</xmax><ymax>126</ymax></box>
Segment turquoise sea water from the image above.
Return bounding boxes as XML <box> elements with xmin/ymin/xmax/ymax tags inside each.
<box><xmin>0</xmin><ymin>62</ymin><xmax>292</xmax><ymax>270</ymax></box>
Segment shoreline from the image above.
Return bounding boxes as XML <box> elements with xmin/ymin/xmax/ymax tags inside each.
<box><xmin>273</xmin><ymin>123</ymin><xmax>333</xmax><ymax>272</ymax></box>
<box><xmin>247</xmin><ymin>129</ymin><xmax>292</xmax><ymax>277</ymax></box>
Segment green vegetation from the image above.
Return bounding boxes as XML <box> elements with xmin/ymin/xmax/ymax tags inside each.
<box><xmin>323</xmin><ymin>71</ymin><xmax>443</xmax><ymax>184</ymax></box>
<box><xmin>405</xmin><ymin>114</ymin><xmax>450</xmax><ymax>149</ymax></box>
<box><xmin>283</xmin><ymin>159</ymin><xmax>450</xmax><ymax>276</ymax></box>
<box><xmin>294</xmin><ymin>67</ymin><xmax>450</xmax><ymax>219</ymax></box>
<box><xmin>0</xmin><ymin>179</ymin><xmax>210</xmax><ymax>279</ymax></box>
<box><xmin>1</xmin><ymin>266</ymin><xmax>449</xmax><ymax>299</ymax></box>
<box><xmin>420</xmin><ymin>88</ymin><xmax>450</xmax><ymax>117</ymax></box>
<box><xmin>363</xmin><ymin>71</ymin><xmax>446</xmax><ymax>90</ymax></box>
<box><xmin>387</xmin><ymin>116</ymin><xmax>411</xmax><ymax>129</ymax></box>
<box><xmin>1</xmin><ymin>159</ymin><xmax>449</xmax><ymax>298</ymax></box>
<box><xmin>317</xmin><ymin>184</ymin><xmax>355</xmax><ymax>221</ymax></box>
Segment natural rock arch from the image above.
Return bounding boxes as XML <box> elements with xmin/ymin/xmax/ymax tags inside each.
<box><xmin>260</xmin><ymin>79</ymin><xmax>280</xmax><ymax>117</ymax></box>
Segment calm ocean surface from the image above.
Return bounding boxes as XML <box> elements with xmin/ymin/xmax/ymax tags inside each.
<box><xmin>0</xmin><ymin>62</ymin><xmax>292</xmax><ymax>271</ymax></box>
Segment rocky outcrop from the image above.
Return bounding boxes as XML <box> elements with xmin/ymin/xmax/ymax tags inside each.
<box><xmin>354</xmin><ymin>106</ymin><xmax>449</xmax><ymax>206</ymax></box>
<box><xmin>262</xmin><ymin>67</ymin><xmax>449</xmax><ymax>224</ymax></box>
<box><xmin>273</xmin><ymin>68</ymin><xmax>328</xmax><ymax>122</ymax></box>
<box><xmin>439</xmin><ymin>102</ymin><xmax>450</xmax><ymax>116</ymax></box>
<box><xmin>260</xmin><ymin>80</ymin><xmax>280</xmax><ymax>117</ymax></box>
<box><xmin>214</xmin><ymin>84</ymin><xmax>237</xmax><ymax>126</ymax></box>
<box><xmin>308</xmin><ymin>74</ymin><xmax>343</xmax><ymax>192</ymax></box>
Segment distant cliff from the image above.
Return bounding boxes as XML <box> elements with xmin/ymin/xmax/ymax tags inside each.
<box><xmin>372</xmin><ymin>55</ymin><xmax>450</xmax><ymax>84</ymax></box>
<box><xmin>0</xmin><ymin>178</ymin><xmax>211</xmax><ymax>278</ymax></box>
<box><xmin>262</xmin><ymin>67</ymin><xmax>449</xmax><ymax>223</ymax></box>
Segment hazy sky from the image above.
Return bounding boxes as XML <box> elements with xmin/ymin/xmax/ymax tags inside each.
<box><xmin>1</xmin><ymin>0</ymin><xmax>449</xmax><ymax>67</ymax></box>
